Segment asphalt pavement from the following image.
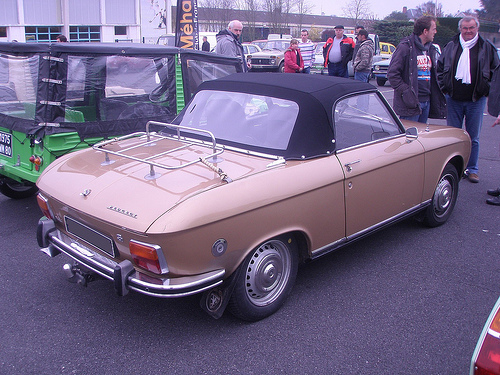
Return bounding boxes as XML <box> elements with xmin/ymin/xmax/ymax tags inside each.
<box><xmin>0</xmin><ymin>80</ymin><xmax>499</xmax><ymax>374</ymax></box>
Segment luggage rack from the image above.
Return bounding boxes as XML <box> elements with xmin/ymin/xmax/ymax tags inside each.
<box><xmin>92</xmin><ymin>121</ymin><xmax>231</xmax><ymax>182</ymax></box>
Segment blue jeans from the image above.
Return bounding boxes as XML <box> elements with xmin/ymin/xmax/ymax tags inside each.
<box><xmin>445</xmin><ymin>95</ymin><xmax>486</xmax><ymax>174</ymax></box>
<box><xmin>354</xmin><ymin>71</ymin><xmax>370</xmax><ymax>83</ymax></box>
<box><xmin>328</xmin><ymin>62</ymin><xmax>348</xmax><ymax>78</ymax></box>
<box><xmin>400</xmin><ymin>101</ymin><xmax>430</xmax><ymax>124</ymax></box>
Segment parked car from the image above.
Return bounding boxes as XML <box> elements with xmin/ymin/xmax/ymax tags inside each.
<box><xmin>470</xmin><ymin>296</ymin><xmax>500</xmax><ymax>375</ymax></box>
<box><xmin>379</xmin><ymin>42</ymin><xmax>396</xmax><ymax>56</ymax></box>
<box><xmin>372</xmin><ymin>57</ymin><xmax>391</xmax><ymax>86</ymax></box>
<box><xmin>37</xmin><ymin>73</ymin><xmax>470</xmax><ymax>322</ymax></box>
<box><xmin>0</xmin><ymin>42</ymin><xmax>241</xmax><ymax>199</ymax></box>
<box><xmin>242</xmin><ymin>43</ymin><xmax>262</xmax><ymax>57</ymax></box>
<box><xmin>247</xmin><ymin>38</ymin><xmax>291</xmax><ymax>72</ymax></box>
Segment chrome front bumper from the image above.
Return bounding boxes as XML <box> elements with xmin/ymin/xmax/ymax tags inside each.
<box><xmin>37</xmin><ymin>217</ymin><xmax>225</xmax><ymax>298</ymax></box>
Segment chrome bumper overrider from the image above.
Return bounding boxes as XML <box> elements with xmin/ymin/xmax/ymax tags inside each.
<box><xmin>37</xmin><ymin>218</ymin><xmax>225</xmax><ymax>298</ymax></box>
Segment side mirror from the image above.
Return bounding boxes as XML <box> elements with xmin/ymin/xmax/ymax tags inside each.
<box><xmin>405</xmin><ymin>126</ymin><xmax>418</xmax><ymax>143</ymax></box>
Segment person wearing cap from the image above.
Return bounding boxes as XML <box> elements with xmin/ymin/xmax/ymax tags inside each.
<box><xmin>323</xmin><ymin>25</ymin><xmax>355</xmax><ymax>78</ymax></box>
<box><xmin>353</xmin><ymin>29</ymin><xmax>374</xmax><ymax>83</ymax></box>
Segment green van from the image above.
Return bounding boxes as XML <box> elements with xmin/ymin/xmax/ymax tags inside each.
<box><xmin>0</xmin><ymin>42</ymin><xmax>241</xmax><ymax>198</ymax></box>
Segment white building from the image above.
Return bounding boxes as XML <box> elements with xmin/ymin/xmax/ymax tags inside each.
<box><xmin>0</xmin><ymin>0</ymin><xmax>172</xmax><ymax>43</ymax></box>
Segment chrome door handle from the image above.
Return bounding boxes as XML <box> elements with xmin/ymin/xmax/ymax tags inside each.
<box><xmin>344</xmin><ymin>160</ymin><xmax>361</xmax><ymax>172</ymax></box>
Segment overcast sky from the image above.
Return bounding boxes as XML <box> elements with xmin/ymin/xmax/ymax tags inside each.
<box><xmin>309</xmin><ymin>0</ymin><xmax>483</xmax><ymax>19</ymax></box>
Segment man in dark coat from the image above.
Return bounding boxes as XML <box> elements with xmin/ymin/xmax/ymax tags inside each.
<box><xmin>485</xmin><ymin>64</ymin><xmax>500</xmax><ymax>205</ymax></box>
<box><xmin>437</xmin><ymin>16</ymin><xmax>499</xmax><ymax>183</ymax></box>
<box><xmin>387</xmin><ymin>15</ymin><xmax>445</xmax><ymax>124</ymax></box>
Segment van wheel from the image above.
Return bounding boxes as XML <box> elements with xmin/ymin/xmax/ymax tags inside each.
<box><xmin>0</xmin><ymin>179</ymin><xmax>38</xmax><ymax>199</ymax></box>
<box><xmin>228</xmin><ymin>235</ymin><xmax>298</xmax><ymax>321</ymax></box>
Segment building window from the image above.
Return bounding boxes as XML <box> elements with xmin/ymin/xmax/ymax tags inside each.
<box><xmin>25</xmin><ymin>26</ymin><xmax>61</xmax><ymax>42</ymax></box>
<box><xmin>69</xmin><ymin>26</ymin><xmax>100</xmax><ymax>42</ymax></box>
<box><xmin>115</xmin><ymin>26</ymin><xmax>127</xmax><ymax>35</ymax></box>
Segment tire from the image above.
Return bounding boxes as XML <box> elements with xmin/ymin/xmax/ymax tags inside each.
<box><xmin>376</xmin><ymin>77</ymin><xmax>387</xmax><ymax>86</ymax></box>
<box><xmin>278</xmin><ymin>61</ymin><xmax>285</xmax><ymax>73</ymax></box>
<box><xmin>423</xmin><ymin>163</ymin><xmax>459</xmax><ymax>227</ymax></box>
<box><xmin>228</xmin><ymin>235</ymin><xmax>298</xmax><ymax>321</ymax></box>
<box><xmin>0</xmin><ymin>179</ymin><xmax>38</xmax><ymax>199</ymax></box>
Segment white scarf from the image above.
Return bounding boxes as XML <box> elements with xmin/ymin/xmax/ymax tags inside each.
<box><xmin>455</xmin><ymin>33</ymin><xmax>479</xmax><ymax>84</ymax></box>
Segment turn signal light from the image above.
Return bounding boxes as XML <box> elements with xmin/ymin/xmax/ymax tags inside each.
<box><xmin>129</xmin><ymin>240</ymin><xmax>168</xmax><ymax>275</ymax></box>
<box><xmin>29</xmin><ymin>155</ymin><xmax>43</xmax><ymax>171</ymax></box>
<box><xmin>37</xmin><ymin>193</ymin><xmax>53</xmax><ymax>220</ymax></box>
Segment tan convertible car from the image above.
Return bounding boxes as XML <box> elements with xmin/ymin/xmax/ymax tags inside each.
<box><xmin>36</xmin><ymin>74</ymin><xmax>471</xmax><ymax>321</ymax></box>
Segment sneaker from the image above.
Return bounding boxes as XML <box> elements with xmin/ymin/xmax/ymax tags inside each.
<box><xmin>486</xmin><ymin>196</ymin><xmax>500</xmax><ymax>206</ymax></box>
<box><xmin>487</xmin><ymin>187</ymin><xmax>500</xmax><ymax>197</ymax></box>
<box><xmin>467</xmin><ymin>173</ymin><xmax>479</xmax><ymax>183</ymax></box>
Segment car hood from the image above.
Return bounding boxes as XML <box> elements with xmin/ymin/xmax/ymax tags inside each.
<box><xmin>37</xmin><ymin>138</ymin><xmax>274</xmax><ymax>233</ymax></box>
<box><xmin>250</xmin><ymin>50</ymin><xmax>284</xmax><ymax>56</ymax></box>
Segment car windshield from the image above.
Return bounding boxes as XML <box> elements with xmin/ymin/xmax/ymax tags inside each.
<box><xmin>262</xmin><ymin>41</ymin><xmax>289</xmax><ymax>51</ymax></box>
<box><xmin>177</xmin><ymin>90</ymin><xmax>299</xmax><ymax>150</ymax></box>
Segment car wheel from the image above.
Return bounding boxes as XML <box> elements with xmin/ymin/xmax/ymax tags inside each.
<box><xmin>376</xmin><ymin>77</ymin><xmax>387</xmax><ymax>86</ymax></box>
<box><xmin>423</xmin><ymin>163</ymin><xmax>459</xmax><ymax>227</ymax></box>
<box><xmin>278</xmin><ymin>62</ymin><xmax>285</xmax><ymax>73</ymax></box>
<box><xmin>0</xmin><ymin>179</ymin><xmax>38</xmax><ymax>199</ymax></box>
<box><xmin>228</xmin><ymin>235</ymin><xmax>298</xmax><ymax>321</ymax></box>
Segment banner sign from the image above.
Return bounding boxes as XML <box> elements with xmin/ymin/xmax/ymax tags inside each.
<box><xmin>175</xmin><ymin>0</ymin><xmax>199</xmax><ymax>49</ymax></box>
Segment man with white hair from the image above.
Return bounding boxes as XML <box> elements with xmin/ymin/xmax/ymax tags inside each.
<box><xmin>437</xmin><ymin>16</ymin><xmax>499</xmax><ymax>183</ymax></box>
<box><xmin>216</xmin><ymin>20</ymin><xmax>248</xmax><ymax>72</ymax></box>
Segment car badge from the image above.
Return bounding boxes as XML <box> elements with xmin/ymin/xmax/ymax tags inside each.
<box><xmin>80</xmin><ymin>189</ymin><xmax>92</xmax><ymax>197</ymax></box>
<box><xmin>107</xmin><ymin>205</ymin><xmax>138</xmax><ymax>219</ymax></box>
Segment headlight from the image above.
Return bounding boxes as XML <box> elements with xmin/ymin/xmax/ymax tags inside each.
<box><xmin>374</xmin><ymin>65</ymin><xmax>380</xmax><ymax>71</ymax></box>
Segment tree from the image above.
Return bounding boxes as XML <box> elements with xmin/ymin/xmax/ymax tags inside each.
<box><xmin>477</xmin><ymin>0</ymin><xmax>500</xmax><ymax>21</ymax></box>
<box><xmin>342</xmin><ymin>0</ymin><xmax>373</xmax><ymax>25</ymax></box>
<box><xmin>417</xmin><ymin>1</ymin><xmax>444</xmax><ymax>16</ymax></box>
<box><xmin>385</xmin><ymin>11</ymin><xmax>409</xmax><ymax>21</ymax></box>
<box><xmin>372</xmin><ymin>20</ymin><xmax>414</xmax><ymax>46</ymax></box>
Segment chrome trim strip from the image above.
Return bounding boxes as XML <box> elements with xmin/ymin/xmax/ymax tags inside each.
<box><xmin>46</xmin><ymin>229</ymin><xmax>225</xmax><ymax>298</ymax></box>
<box><xmin>311</xmin><ymin>201</ymin><xmax>430</xmax><ymax>259</ymax></box>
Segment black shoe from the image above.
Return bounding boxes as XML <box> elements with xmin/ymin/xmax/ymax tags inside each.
<box><xmin>487</xmin><ymin>187</ymin><xmax>500</xmax><ymax>197</ymax></box>
<box><xmin>486</xmin><ymin>196</ymin><xmax>500</xmax><ymax>206</ymax></box>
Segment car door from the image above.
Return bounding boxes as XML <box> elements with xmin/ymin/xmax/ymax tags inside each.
<box><xmin>333</xmin><ymin>92</ymin><xmax>425</xmax><ymax>237</ymax></box>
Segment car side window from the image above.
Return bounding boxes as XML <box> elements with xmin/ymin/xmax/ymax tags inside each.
<box><xmin>333</xmin><ymin>93</ymin><xmax>401</xmax><ymax>150</ymax></box>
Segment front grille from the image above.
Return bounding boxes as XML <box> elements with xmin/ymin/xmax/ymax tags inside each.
<box><xmin>251</xmin><ymin>58</ymin><xmax>273</xmax><ymax>65</ymax></box>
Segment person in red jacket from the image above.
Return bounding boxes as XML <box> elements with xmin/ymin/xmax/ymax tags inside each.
<box><xmin>284</xmin><ymin>39</ymin><xmax>304</xmax><ymax>73</ymax></box>
<box><xmin>322</xmin><ymin>25</ymin><xmax>355</xmax><ymax>78</ymax></box>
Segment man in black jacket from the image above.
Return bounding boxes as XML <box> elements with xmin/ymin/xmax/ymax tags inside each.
<box><xmin>387</xmin><ymin>15</ymin><xmax>445</xmax><ymax>124</ymax></box>
<box><xmin>486</xmin><ymin>64</ymin><xmax>500</xmax><ymax>205</ymax></box>
<box><xmin>437</xmin><ymin>16</ymin><xmax>499</xmax><ymax>183</ymax></box>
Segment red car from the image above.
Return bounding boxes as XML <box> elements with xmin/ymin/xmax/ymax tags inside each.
<box><xmin>471</xmin><ymin>297</ymin><xmax>500</xmax><ymax>374</ymax></box>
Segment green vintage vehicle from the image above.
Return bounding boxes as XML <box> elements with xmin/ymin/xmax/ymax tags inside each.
<box><xmin>0</xmin><ymin>42</ymin><xmax>241</xmax><ymax>198</ymax></box>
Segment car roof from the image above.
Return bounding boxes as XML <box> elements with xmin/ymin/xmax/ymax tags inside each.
<box><xmin>190</xmin><ymin>73</ymin><xmax>377</xmax><ymax>160</ymax></box>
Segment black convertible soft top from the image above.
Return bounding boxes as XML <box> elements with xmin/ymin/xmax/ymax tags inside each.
<box><xmin>185</xmin><ymin>73</ymin><xmax>377</xmax><ymax>159</ymax></box>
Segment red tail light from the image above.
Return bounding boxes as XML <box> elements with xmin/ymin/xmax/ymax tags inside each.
<box><xmin>129</xmin><ymin>240</ymin><xmax>168</xmax><ymax>275</ymax></box>
<box><xmin>473</xmin><ymin>303</ymin><xmax>500</xmax><ymax>375</ymax></box>
<box><xmin>37</xmin><ymin>193</ymin><xmax>53</xmax><ymax>219</ymax></box>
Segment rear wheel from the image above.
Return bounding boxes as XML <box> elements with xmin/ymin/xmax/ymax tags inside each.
<box><xmin>228</xmin><ymin>235</ymin><xmax>298</xmax><ymax>321</ymax></box>
<box><xmin>0</xmin><ymin>179</ymin><xmax>38</xmax><ymax>199</ymax></box>
<box><xmin>423</xmin><ymin>163</ymin><xmax>459</xmax><ymax>227</ymax></box>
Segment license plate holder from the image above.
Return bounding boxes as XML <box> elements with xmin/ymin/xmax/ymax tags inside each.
<box><xmin>0</xmin><ymin>131</ymin><xmax>12</xmax><ymax>158</ymax></box>
<box><xmin>65</xmin><ymin>217</ymin><xmax>116</xmax><ymax>257</ymax></box>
